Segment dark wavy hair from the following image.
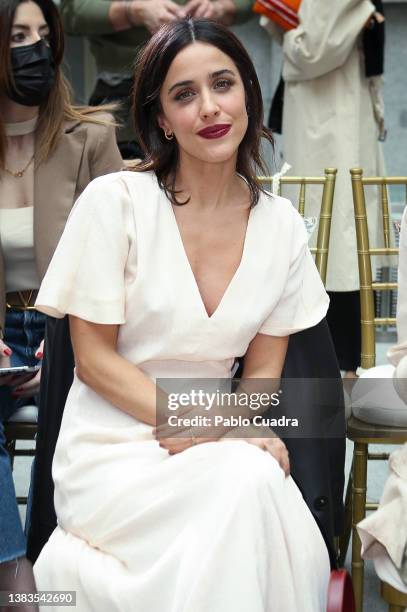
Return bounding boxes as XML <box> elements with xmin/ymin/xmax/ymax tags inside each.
<box><xmin>131</xmin><ymin>18</ymin><xmax>274</xmax><ymax>206</ymax></box>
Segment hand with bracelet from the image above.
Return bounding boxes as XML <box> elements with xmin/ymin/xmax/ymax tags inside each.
<box><xmin>154</xmin><ymin>421</ymin><xmax>290</xmax><ymax>476</ymax></box>
<box><xmin>153</xmin><ymin>377</ymin><xmax>290</xmax><ymax>475</ymax></box>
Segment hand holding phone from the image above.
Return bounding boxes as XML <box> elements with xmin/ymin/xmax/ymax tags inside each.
<box><xmin>0</xmin><ymin>365</ymin><xmax>40</xmax><ymax>387</ymax></box>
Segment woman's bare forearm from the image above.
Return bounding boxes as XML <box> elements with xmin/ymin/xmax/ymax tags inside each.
<box><xmin>241</xmin><ymin>333</ymin><xmax>288</xmax><ymax>379</ymax></box>
<box><xmin>69</xmin><ymin>318</ymin><xmax>289</xmax><ymax>427</ymax></box>
<box><xmin>69</xmin><ymin>316</ymin><xmax>162</xmax><ymax>425</ymax></box>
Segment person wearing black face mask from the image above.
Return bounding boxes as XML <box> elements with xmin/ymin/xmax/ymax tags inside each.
<box><xmin>0</xmin><ymin>0</ymin><xmax>123</xmax><ymax>607</ymax></box>
<box><xmin>8</xmin><ymin>38</ymin><xmax>56</xmax><ymax>107</ymax></box>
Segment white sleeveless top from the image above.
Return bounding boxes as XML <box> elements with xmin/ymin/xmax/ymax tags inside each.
<box><xmin>0</xmin><ymin>116</ymin><xmax>38</xmax><ymax>292</ymax></box>
<box><xmin>0</xmin><ymin>206</ymin><xmax>40</xmax><ymax>292</ymax></box>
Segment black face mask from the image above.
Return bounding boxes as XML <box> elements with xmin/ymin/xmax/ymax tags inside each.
<box><xmin>8</xmin><ymin>39</ymin><xmax>56</xmax><ymax>107</ymax></box>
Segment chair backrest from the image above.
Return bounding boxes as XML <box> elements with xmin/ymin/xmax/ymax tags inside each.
<box><xmin>258</xmin><ymin>167</ymin><xmax>337</xmax><ymax>285</ymax></box>
<box><xmin>350</xmin><ymin>167</ymin><xmax>406</xmax><ymax>368</ymax></box>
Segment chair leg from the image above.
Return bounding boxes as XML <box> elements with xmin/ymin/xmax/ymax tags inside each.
<box><xmin>6</xmin><ymin>438</ymin><xmax>16</xmax><ymax>470</ymax></box>
<box><xmin>352</xmin><ymin>441</ymin><xmax>368</xmax><ymax>612</ymax></box>
<box><xmin>338</xmin><ymin>466</ymin><xmax>353</xmax><ymax>566</ymax></box>
<box><xmin>381</xmin><ymin>581</ymin><xmax>407</xmax><ymax>612</ymax></box>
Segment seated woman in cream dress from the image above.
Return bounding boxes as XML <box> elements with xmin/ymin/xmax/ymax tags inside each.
<box><xmin>33</xmin><ymin>19</ymin><xmax>331</xmax><ymax>611</ymax></box>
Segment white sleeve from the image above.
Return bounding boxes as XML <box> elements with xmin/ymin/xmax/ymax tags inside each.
<box><xmin>259</xmin><ymin>208</ymin><xmax>329</xmax><ymax>336</ymax></box>
<box><xmin>282</xmin><ymin>0</ymin><xmax>374</xmax><ymax>81</ymax></box>
<box><xmin>35</xmin><ymin>174</ymin><xmax>135</xmax><ymax>324</ymax></box>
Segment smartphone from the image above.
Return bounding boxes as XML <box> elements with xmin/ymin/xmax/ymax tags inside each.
<box><xmin>0</xmin><ymin>365</ymin><xmax>40</xmax><ymax>378</ymax></box>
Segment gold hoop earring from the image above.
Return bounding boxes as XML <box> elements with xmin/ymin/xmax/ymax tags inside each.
<box><xmin>164</xmin><ymin>130</ymin><xmax>174</xmax><ymax>141</ymax></box>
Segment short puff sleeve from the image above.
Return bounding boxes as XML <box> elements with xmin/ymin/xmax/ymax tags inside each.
<box><xmin>36</xmin><ymin>173</ymin><xmax>135</xmax><ymax>324</ymax></box>
<box><xmin>259</xmin><ymin>207</ymin><xmax>329</xmax><ymax>336</ymax></box>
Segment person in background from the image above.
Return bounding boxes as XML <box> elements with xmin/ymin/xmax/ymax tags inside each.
<box><xmin>388</xmin><ymin>210</ymin><xmax>407</xmax><ymax>401</ymax></box>
<box><xmin>357</xmin><ymin>207</ymin><xmax>407</xmax><ymax>594</ymax></box>
<box><xmin>262</xmin><ymin>0</ymin><xmax>387</xmax><ymax>378</ymax></box>
<box><xmin>60</xmin><ymin>0</ymin><xmax>253</xmax><ymax>158</ymax></box>
<box><xmin>0</xmin><ymin>0</ymin><xmax>122</xmax><ymax>603</ymax></box>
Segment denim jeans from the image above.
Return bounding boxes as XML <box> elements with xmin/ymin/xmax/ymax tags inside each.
<box><xmin>0</xmin><ymin>309</ymin><xmax>45</xmax><ymax>563</ymax></box>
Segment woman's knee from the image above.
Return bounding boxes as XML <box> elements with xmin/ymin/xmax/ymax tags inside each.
<box><xmin>217</xmin><ymin>440</ymin><xmax>284</xmax><ymax>491</ymax></box>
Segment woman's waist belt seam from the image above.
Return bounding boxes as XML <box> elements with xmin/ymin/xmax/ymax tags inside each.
<box><xmin>6</xmin><ymin>289</ymin><xmax>38</xmax><ymax>310</ymax></box>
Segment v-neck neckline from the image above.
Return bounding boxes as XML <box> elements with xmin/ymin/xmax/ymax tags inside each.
<box><xmin>165</xmin><ymin>190</ymin><xmax>256</xmax><ymax>321</ymax></box>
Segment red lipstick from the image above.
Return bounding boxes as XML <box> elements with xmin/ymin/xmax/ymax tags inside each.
<box><xmin>197</xmin><ymin>124</ymin><xmax>231</xmax><ymax>139</ymax></box>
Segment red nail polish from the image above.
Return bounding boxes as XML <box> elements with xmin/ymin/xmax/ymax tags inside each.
<box><xmin>36</xmin><ymin>351</ymin><xmax>43</xmax><ymax>359</ymax></box>
<box><xmin>4</xmin><ymin>348</ymin><xmax>12</xmax><ymax>356</ymax></box>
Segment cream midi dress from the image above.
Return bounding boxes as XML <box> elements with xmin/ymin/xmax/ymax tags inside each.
<box><xmin>34</xmin><ymin>171</ymin><xmax>331</xmax><ymax>611</ymax></box>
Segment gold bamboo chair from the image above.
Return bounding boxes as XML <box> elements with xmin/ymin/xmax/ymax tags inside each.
<box><xmin>348</xmin><ymin>167</ymin><xmax>407</xmax><ymax>612</ymax></box>
<box><xmin>260</xmin><ymin>167</ymin><xmax>338</xmax><ymax>558</ymax></box>
<box><xmin>258</xmin><ymin>167</ymin><xmax>337</xmax><ymax>285</ymax></box>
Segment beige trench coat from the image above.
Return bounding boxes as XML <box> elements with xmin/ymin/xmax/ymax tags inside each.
<box><xmin>262</xmin><ymin>0</ymin><xmax>387</xmax><ymax>291</ymax></box>
<box><xmin>0</xmin><ymin>114</ymin><xmax>123</xmax><ymax>332</ymax></box>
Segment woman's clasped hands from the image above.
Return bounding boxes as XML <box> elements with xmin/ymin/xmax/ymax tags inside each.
<box><xmin>153</xmin><ymin>400</ymin><xmax>290</xmax><ymax>476</ymax></box>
